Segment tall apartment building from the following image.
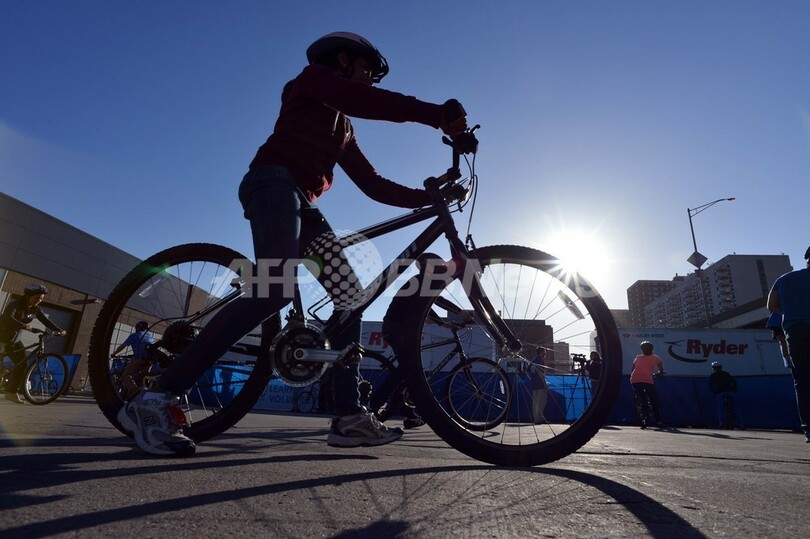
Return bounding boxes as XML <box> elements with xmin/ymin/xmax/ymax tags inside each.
<box><xmin>626</xmin><ymin>278</ymin><xmax>682</xmax><ymax>326</ymax></box>
<box><xmin>643</xmin><ymin>254</ymin><xmax>792</xmax><ymax>328</ymax></box>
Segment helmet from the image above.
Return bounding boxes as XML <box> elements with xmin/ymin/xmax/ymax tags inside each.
<box><xmin>306</xmin><ymin>32</ymin><xmax>389</xmax><ymax>83</ymax></box>
<box><xmin>712</xmin><ymin>361</ymin><xmax>722</xmax><ymax>369</ymax></box>
<box><xmin>135</xmin><ymin>321</ymin><xmax>149</xmax><ymax>332</ymax></box>
<box><xmin>23</xmin><ymin>283</ymin><xmax>48</xmax><ymax>296</ymax></box>
<box><xmin>640</xmin><ymin>341</ymin><xmax>654</xmax><ymax>353</ymax></box>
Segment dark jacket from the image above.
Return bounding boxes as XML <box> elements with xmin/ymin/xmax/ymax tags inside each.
<box><xmin>0</xmin><ymin>299</ymin><xmax>62</xmax><ymax>344</ymax></box>
<box><xmin>249</xmin><ymin>64</ymin><xmax>441</xmax><ymax>207</ymax></box>
<box><xmin>709</xmin><ymin>370</ymin><xmax>737</xmax><ymax>394</ymax></box>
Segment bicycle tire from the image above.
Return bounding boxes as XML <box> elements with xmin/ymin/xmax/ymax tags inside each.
<box><xmin>399</xmin><ymin>245</ymin><xmax>622</xmax><ymax>467</ymax></box>
<box><xmin>88</xmin><ymin>243</ymin><xmax>276</xmax><ymax>442</ymax></box>
<box><xmin>444</xmin><ymin>357</ymin><xmax>511</xmax><ymax>431</ymax></box>
<box><xmin>23</xmin><ymin>354</ymin><xmax>69</xmax><ymax>405</ymax></box>
<box><xmin>294</xmin><ymin>390</ymin><xmax>317</xmax><ymax>414</ymax></box>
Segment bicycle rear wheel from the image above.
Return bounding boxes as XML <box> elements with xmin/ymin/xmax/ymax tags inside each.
<box><xmin>88</xmin><ymin>243</ymin><xmax>276</xmax><ymax>442</ymax></box>
<box><xmin>24</xmin><ymin>354</ymin><xmax>69</xmax><ymax>404</ymax></box>
<box><xmin>399</xmin><ymin>245</ymin><xmax>622</xmax><ymax>466</ymax></box>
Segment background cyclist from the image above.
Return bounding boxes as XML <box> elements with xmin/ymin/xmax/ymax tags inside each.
<box><xmin>630</xmin><ymin>341</ymin><xmax>666</xmax><ymax>429</ymax></box>
<box><xmin>111</xmin><ymin>321</ymin><xmax>155</xmax><ymax>398</ymax></box>
<box><xmin>0</xmin><ymin>284</ymin><xmax>67</xmax><ymax>404</ymax></box>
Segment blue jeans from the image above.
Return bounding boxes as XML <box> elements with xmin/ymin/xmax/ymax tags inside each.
<box><xmin>786</xmin><ymin>322</ymin><xmax>810</xmax><ymax>435</ymax></box>
<box><xmin>158</xmin><ymin>166</ymin><xmax>363</xmax><ymax>415</ymax></box>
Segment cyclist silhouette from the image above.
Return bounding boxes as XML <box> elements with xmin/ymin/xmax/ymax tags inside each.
<box><xmin>118</xmin><ymin>31</ymin><xmax>468</xmax><ymax>456</ymax></box>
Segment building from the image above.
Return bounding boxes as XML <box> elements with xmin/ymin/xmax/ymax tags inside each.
<box><xmin>0</xmin><ymin>192</ymin><xmax>140</xmax><ymax>387</ymax></box>
<box><xmin>643</xmin><ymin>254</ymin><xmax>792</xmax><ymax>329</ymax></box>
<box><xmin>626</xmin><ymin>278</ymin><xmax>681</xmax><ymax>326</ymax></box>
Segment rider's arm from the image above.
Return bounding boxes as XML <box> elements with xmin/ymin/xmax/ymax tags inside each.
<box><xmin>767</xmin><ymin>283</ymin><xmax>782</xmax><ymax>314</ymax></box>
<box><xmin>294</xmin><ymin>65</ymin><xmax>444</xmax><ymax>128</ymax></box>
<box><xmin>339</xmin><ymin>138</ymin><xmax>431</xmax><ymax>208</ymax></box>
<box><xmin>35</xmin><ymin>307</ymin><xmax>65</xmax><ymax>335</ymax></box>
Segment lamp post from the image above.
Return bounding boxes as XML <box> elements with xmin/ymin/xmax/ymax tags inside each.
<box><xmin>686</xmin><ymin>197</ymin><xmax>736</xmax><ymax>327</ymax></box>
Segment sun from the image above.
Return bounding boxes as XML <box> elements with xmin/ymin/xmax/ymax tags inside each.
<box><xmin>541</xmin><ymin>228</ymin><xmax>612</xmax><ymax>289</ymax></box>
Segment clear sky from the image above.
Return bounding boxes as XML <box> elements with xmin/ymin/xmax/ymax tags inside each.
<box><xmin>3</xmin><ymin>1</ymin><xmax>809</xmax><ymax>318</ymax></box>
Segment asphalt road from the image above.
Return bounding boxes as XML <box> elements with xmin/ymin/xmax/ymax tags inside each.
<box><xmin>1</xmin><ymin>395</ymin><xmax>807</xmax><ymax>538</ymax></box>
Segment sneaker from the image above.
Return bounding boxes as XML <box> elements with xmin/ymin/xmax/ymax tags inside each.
<box><xmin>327</xmin><ymin>409</ymin><xmax>404</xmax><ymax>447</ymax></box>
<box><xmin>403</xmin><ymin>416</ymin><xmax>425</xmax><ymax>430</ymax></box>
<box><xmin>4</xmin><ymin>392</ymin><xmax>26</xmax><ymax>404</ymax></box>
<box><xmin>117</xmin><ymin>391</ymin><xmax>195</xmax><ymax>457</ymax></box>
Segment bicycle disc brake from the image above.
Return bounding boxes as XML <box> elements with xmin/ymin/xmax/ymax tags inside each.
<box><xmin>269</xmin><ymin>323</ymin><xmax>330</xmax><ymax>387</ymax></box>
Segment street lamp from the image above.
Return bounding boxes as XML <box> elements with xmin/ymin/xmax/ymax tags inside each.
<box><xmin>686</xmin><ymin>197</ymin><xmax>736</xmax><ymax>327</ymax></box>
<box><xmin>687</xmin><ymin>198</ymin><xmax>736</xmax><ymax>269</ymax></box>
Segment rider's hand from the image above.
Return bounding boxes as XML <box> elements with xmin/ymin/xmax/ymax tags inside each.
<box><xmin>440</xmin><ymin>99</ymin><xmax>467</xmax><ymax>136</ymax></box>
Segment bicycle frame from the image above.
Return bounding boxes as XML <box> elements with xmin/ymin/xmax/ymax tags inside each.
<box><xmin>2</xmin><ymin>333</ymin><xmax>48</xmax><ymax>376</ymax></box>
<box><xmin>288</xmin><ymin>175</ymin><xmax>521</xmax><ymax>362</ymax></box>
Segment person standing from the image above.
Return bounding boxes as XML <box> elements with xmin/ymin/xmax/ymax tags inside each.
<box><xmin>0</xmin><ymin>284</ymin><xmax>67</xmax><ymax>403</ymax></box>
<box><xmin>529</xmin><ymin>347</ymin><xmax>548</xmax><ymax>423</ymax></box>
<box><xmin>767</xmin><ymin>245</ymin><xmax>810</xmax><ymax>443</ymax></box>
<box><xmin>630</xmin><ymin>341</ymin><xmax>665</xmax><ymax>429</ymax></box>
<box><xmin>709</xmin><ymin>362</ymin><xmax>740</xmax><ymax>429</ymax></box>
<box><xmin>586</xmin><ymin>350</ymin><xmax>602</xmax><ymax>389</ymax></box>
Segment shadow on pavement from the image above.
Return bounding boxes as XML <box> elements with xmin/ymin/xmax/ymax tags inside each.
<box><xmin>1</xmin><ymin>451</ymin><xmax>707</xmax><ymax>539</ymax></box>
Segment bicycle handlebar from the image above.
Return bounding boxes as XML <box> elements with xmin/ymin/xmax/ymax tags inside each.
<box><xmin>424</xmin><ymin>125</ymin><xmax>480</xmax><ymax>206</ymax></box>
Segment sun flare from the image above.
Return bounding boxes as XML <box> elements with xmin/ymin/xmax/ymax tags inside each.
<box><xmin>541</xmin><ymin>229</ymin><xmax>612</xmax><ymax>290</ymax></box>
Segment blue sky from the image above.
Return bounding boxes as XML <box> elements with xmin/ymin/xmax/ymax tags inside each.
<box><xmin>2</xmin><ymin>1</ymin><xmax>809</xmax><ymax>317</ymax></box>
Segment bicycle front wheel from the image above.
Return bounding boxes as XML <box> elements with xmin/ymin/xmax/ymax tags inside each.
<box><xmin>88</xmin><ymin>243</ymin><xmax>276</xmax><ymax>442</ymax></box>
<box><xmin>399</xmin><ymin>245</ymin><xmax>622</xmax><ymax>467</ymax></box>
<box><xmin>294</xmin><ymin>389</ymin><xmax>317</xmax><ymax>414</ymax></box>
<box><xmin>24</xmin><ymin>354</ymin><xmax>69</xmax><ymax>405</ymax></box>
<box><xmin>444</xmin><ymin>357</ymin><xmax>511</xmax><ymax>431</ymax></box>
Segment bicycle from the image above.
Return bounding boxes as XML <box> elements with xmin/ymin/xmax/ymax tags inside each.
<box><xmin>88</xmin><ymin>127</ymin><xmax>622</xmax><ymax>466</ymax></box>
<box><xmin>292</xmin><ymin>381</ymin><xmax>320</xmax><ymax>413</ymax></box>
<box><xmin>361</xmin><ymin>309</ymin><xmax>513</xmax><ymax>432</ymax></box>
<box><xmin>1</xmin><ymin>329</ymin><xmax>70</xmax><ymax>405</ymax></box>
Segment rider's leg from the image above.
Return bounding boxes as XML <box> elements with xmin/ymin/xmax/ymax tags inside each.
<box><xmin>648</xmin><ymin>384</ymin><xmax>663</xmax><ymax>424</ymax></box>
<box><xmin>120</xmin><ymin>166</ymin><xmax>303</xmax><ymax>456</ymax></box>
<box><xmin>4</xmin><ymin>342</ymin><xmax>28</xmax><ymax>394</ymax></box>
<box><xmin>785</xmin><ymin>322</ymin><xmax>810</xmax><ymax>442</ymax></box>
<box><xmin>155</xmin><ymin>167</ymin><xmax>304</xmax><ymax>395</ymax></box>
<box><xmin>631</xmin><ymin>383</ymin><xmax>647</xmax><ymax>427</ymax></box>
<box><xmin>299</xmin><ymin>208</ymin><xmax>402</xmax><ymax>446</ymax></box>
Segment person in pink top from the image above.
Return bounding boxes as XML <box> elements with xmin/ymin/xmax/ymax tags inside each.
<box><xmin>630</xmin><ymin>341</ymin><xmax>666</xmax><ymax>429</ymax></box>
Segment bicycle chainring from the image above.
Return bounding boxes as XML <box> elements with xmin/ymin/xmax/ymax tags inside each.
<box><xmin>270</xmin><ymin>323</ymin><xmax>330</xmax><ymax>387</ymax></box>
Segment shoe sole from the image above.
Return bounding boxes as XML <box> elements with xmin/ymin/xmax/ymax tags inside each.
<box><xmin>116</xmin><ymin>403</ymin><xmax>196</xmax><ymax>457</ymax></box>
<box><xmin>326</xmin><ymin>431</ymin><xmax>404</xmax><ymax>448</ymax></box>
